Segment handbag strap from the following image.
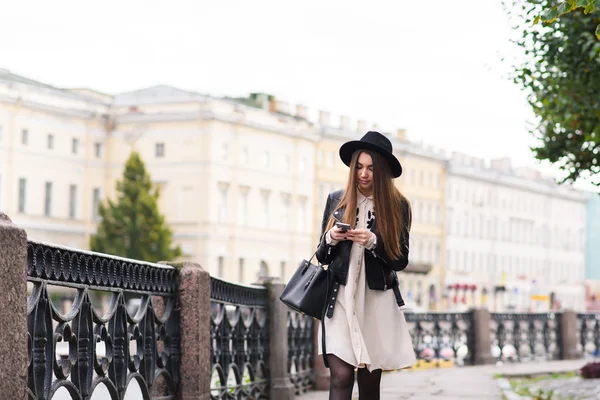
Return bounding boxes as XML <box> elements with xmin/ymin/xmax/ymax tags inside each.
<box><xmin>307</xmin><ymin>245</ymin><xmax>330</xmax><ymax>368</ymax></box>
<box><xmin>307</xmin><ymin>250</ymin><xmax>319</xmax><ymax>265</ymax></box>
<box><xmin>321</xmin><ymin>268</ymin><xmax>332</xmax><ymax>369</ymax></box>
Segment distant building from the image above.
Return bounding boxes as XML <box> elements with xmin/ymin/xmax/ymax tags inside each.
<box><xmin>0</xmin><ymin>70</ymin><xmax>318</xmax><ymax>283</ymax></box>
<box><xmin>445</xmin><ymin>154</ymin><xmax>587</xmax><ymax>312</ymax></box>
<box><xmin>393</xmin><ymin>137</ymin><xmax>447</xmax><ymax>311</ymax></box>
<box><xmin>585</xmin><ymin>193</ymin><xmax>600</xmax><ymax>311</ymax></box>
<box><xmin>0</xmin><ymin>68</ymin><xmax>108</xmax><ymax>249</ymax></box>
<box><xmin>0</xmin><ymin>69</ymin><xmax>589</xmax><ymax>313</ymax></box>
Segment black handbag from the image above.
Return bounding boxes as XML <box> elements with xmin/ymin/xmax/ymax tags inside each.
<box><xmin>279</xmin><ymin>252</ymin><xmax>331</xmax><ymax>320</ymax></box>
<box><xmin>280</xmin><ymin>251</ymin><xmax>334</xmax><ymax>368</ymax></box>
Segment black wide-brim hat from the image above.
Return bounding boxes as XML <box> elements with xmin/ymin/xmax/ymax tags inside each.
<box><xmin>339</xmin><ymin>131</ymin><xmax>402</xmax><ymax>178</ymax></box>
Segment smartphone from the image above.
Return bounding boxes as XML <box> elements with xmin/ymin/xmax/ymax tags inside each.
<box><xmin>335</xmin><ymin>221</ymin><xmax>351</xmax><ymax>232</ymax></box>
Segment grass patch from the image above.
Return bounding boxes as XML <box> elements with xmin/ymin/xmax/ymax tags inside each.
<box><xmin>507</xmin><ymin>371</ymin><xmax>579</xmax><ymax>399</ymax></box>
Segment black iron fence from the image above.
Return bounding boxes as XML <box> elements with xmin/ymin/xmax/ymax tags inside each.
<box><xmin>287</xmin><ymin>312</ymin><xmax>314</xmax><ymax>395</ymax></box>
<box><xmin>578</xmin><ymin>313</ymin><xmax>600</xmax><ymax>358</ymax></box>
<box><xmin>16</xmin><ymin>237</ymin><xmax>600</xmax><ymax>400</ymax></box>
<box><xmin>405</xmin><ymin>311</ymin><xmax>474</xmax><ymax>367</ymax></box>
<box><xmin>26</xmin><ymin>240</ymin><xmax>180</xmax><ymax>400</ymax></box>
<box><xmin>490</xmin><ymin>312</ymin><xmax>561</xmax><ymax>363</ymax></box>
<box><xmin>209</xmin><ymin>278</ymin><xmax>270</xmax><ymax>399</ymax></box>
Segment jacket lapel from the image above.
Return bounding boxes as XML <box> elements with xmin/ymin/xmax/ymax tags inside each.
<box><xmin>332</xmin><ymin>207</ymin><xmax>346</xmax><ymax>223</ymax></box>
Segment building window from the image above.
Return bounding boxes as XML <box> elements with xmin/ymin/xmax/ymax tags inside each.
<box><xmin>72</xmin><ymin>138</ymin><xmax>79</xmax><ymax>155</ymax></box>
<box><xmin>261</xmin><ymin>190</ymin><xmax>270</xmax><ymax>228</ymax></box>
<box><xmin>155</xmin><ymin>143</ymin><xmax>165</xmax><ymax>157</ymax></box>
<box><xmin>69</xmin><ymin>184</ymin><xmax>77</xmax><ymax>219</ymax></box>
<box><xmin>281</xmin><ymin>194</ymin><xmax>291</xmax><ymax>229</ymax></box>
<box><xmin>18</xmin><ymin>178</ymin><xmax>26</xmax><ymax>213</ymax></box>
<box><xmin>218</xmin><ymin>256</ymin><xmax>224</xmax><ymax>278</ymax></box>
<box><xmin>264</xmin><ymin>151</ymin><xmax>270</xmax><ymax>168</ymax></box>
<box><xmin>218</xmin><ymin>184</ymin><xmax>228</xmax><ymax>223</ymax></box>
<box><xmin>318</xmin><ymin>183</ymin><xmax>325</xmax><ymax>209</ymax></box>
<box><xmin>47</xmin><ymin>134</ymin><xmax>54</xmax><ymax>150</ymax></box>
<box><xmin>44</xmin><ymin>182</ymin><xmax>53</xmax><ymax>217</ymax></box>
<box><xmin>297</xmin><ymin>197</ymin><xmax>307</xmax><ymax>232</ymax></box>
<box><xmin>238</xmin><ymin>188</ymin><xmax>249</xmax><ymax>226</ymax></box>
<box><xmin>21</xmin><ymin>129</ymin><xmax>28</xmax><ymax>145</ymax></box>
<box><xmin>0</xmin><ymin>125</ymin><xmax>3</xmax><ymax>141</ymax></box>
<box><xmin>222</xmin><ymin>143</ymin><xmax>229</xmax><ymax>161</ymax></box>
<box><xmin>299</xmin><ymin>156</ymin><xmax>306</xmax><ymax>172</ymax></box>
<box><xmin>283</xmin><ymin>155</ymin><xmax>291</xmax><ymax>172</ymax></box>
<box><xmin>280</xmin><ymin>261</ymin><xmax>286</xmax><ymax>280</ymax></box>
<box><xmin>94</xmin><ymin>143</ymin><xmax>102</xmax><ymax>158</ymax></box>
<box><xmin>238</xmin><ymin>258</ymin><xmax>245</xmax><ymax>282</ymax></box>
<box><xmin>92</xmin><ymin>188</ymin><xmax>101</xmax><ymax>220</ymax></box>
<box><xmin>241</xmin><ymin>146</ymin><xmax>249</xmax><ymax>165</ymax></box>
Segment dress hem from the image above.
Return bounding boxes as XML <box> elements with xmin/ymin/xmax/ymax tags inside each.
<box><xmin>318</xmin><ymin>351</ymin><xmax>416</xmax><ymax>373</ymax></box>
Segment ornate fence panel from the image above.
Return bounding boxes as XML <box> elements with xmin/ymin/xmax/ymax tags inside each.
<box><xmin>210</xmin><ymin>278</ymin><xmax>269</xmax><ymax>399</ymax></box>
<box><xmin>577</xmin><ymin>313</ymin><xmax>600</xmax><ymax>359</ymax></box>
<box><xmin>287</xmin><ymin>312</ymin><xmax>314</xmax><ymax>394</ymax></box>
<box><xmin>405</xmin><ymin>312</ymin><xmax>474</xmax><ymax>366</ymax></box>
<box><xmin>490</xmin><ymin>313</ymin><xmax>561</xmax><ymax>363</ymax></box>
<box><xmin>26</xmin><ymin>240</ymin><xmax>180</xmax><ymax>400</ymax></box>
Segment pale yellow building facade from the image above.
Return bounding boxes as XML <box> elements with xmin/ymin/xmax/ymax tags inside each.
<box><xmin>0</xmin><ymin>73</ymin><xmax>321</xmax><ymax>284</ymax></box>
<box><xmin>0</xmin><ymin>70</ymin><xmax>447</xmax><ymax>299</ymax></box>
<box><xmin>0</xmin><ymin>70</ymin><xmax>108</xmax><ymax>249</ymax></box>
<box><xmin>393</xmin><ymin>137</ymin><xmax>448</xmax><ymax>311</ymax></box>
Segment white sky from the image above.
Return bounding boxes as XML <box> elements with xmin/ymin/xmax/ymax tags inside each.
<box><xmin>2</xmin><ymin>0</ymin><xmax>594</xmax><ymax>190</ymax></box>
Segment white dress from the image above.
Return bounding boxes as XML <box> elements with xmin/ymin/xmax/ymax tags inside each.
<box><xmin>318</xmin><ymin>191</ymin><xmax>417</xmax><ymax>372</ymax></box>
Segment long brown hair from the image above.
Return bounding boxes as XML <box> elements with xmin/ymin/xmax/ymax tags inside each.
<box><xmin>325</xmin><ymin>150</ymin><xmax>409</xmax><ymax>259</ymax></box>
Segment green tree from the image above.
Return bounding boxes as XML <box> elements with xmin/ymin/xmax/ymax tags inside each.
<box><xmin>508</xmin><ymin>0</ymin><xmax>600</xmax><ymax>185</ymax></box>
<box><xmin>536</xmin><ymin>0</ymin><xmax>600</xmax><ymax>38</ymax></box>
<box><xmin>91</xmin><ymin>151</ymin><xmax>182</xmax><ymax>262</ymax></box>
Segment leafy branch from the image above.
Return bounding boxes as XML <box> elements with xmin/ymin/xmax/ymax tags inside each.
<box><xmin>535</xmin><ymin>0</ymin><xmax>600</xmax><ymax>38</ymax></box>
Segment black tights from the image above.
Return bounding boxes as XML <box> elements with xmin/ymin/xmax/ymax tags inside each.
<box><xmin>328</xmin><ymin>355</ymin><xmax>382</xmax><ymax>400</ymax></box>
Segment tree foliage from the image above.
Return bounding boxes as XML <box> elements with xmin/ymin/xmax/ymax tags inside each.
<box><xmin>91</xmin><ymin>151</ymin><xmax>181</xmax><ymax>262</ymax></box>
<box><xmin>536</xmin><ymin>0</ymin><xmax>600</xmax><ymax>38</ymax></box>
<box><xmin>508</xmin><ymin>0</ymin><xmax>600</xmax><ymax>185</ymax></box>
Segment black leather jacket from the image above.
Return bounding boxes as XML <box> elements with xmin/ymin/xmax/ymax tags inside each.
<box><xmin>315</xmin><ymin>190</ymin><xmax>411</xmax><ymax>290</ymax></box>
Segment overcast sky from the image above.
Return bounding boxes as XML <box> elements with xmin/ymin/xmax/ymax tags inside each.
<box><xmin>4</xmin><ymin>0</ymin><xmax>592</xmax><ymax>189</ymax></box>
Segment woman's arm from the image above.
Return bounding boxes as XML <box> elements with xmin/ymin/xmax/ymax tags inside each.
<box><xmin>315</xmin><ymin>193</ymin><xmax>339</xmax><ymax>264</ymax></box>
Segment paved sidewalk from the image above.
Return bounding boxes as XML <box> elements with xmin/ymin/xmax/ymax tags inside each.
<box><xmin>300</xmin><ymin>360</ymin><xmax>588</xmax><ymax>400</ymax></box>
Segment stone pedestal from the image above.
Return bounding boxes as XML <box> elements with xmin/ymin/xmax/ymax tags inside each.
<box><xmin>0</xmin><ymin>212</ymin><xmax>28</xmax><ymax>400</ymax></box>
<box><xmin>163</xmin><ymin>261</ymin><xmax>211</xmax><ymax>400</ymax></box>
<box><xmin>471</xmin><ymin>308</ymin><xmax>496</xmax><ymax>365</ymax></box>
<box><xmin>560</xmin><ymin>310</ymin><xmax>581</xmax><ymax>360</ymax></box>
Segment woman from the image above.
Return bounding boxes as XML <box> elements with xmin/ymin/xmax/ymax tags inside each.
<box><xmin>316</xmin><ymin>131</ymin><xmax>416</xmax><ymax>400</ymax></box>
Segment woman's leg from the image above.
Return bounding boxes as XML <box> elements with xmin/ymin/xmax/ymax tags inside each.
<box><xmin>356</xmin><ymin>367</ymin><xmax>382</xmax><ymax>400</ymax></box>
<box><xmin>328</xmin><ymin>355</ymin><xmax>355</xmax><ymax>400</ymax></box>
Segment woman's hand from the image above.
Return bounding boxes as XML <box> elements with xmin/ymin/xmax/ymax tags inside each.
<box><xmin>347</xmin><ymin>229</ymin><xmax>374</xmax><ymax>247</ymax></box>
<box><xmin>329</xmin><ymin>226</ymin><xmax>349</xmax><ymax>241</ymax></box>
